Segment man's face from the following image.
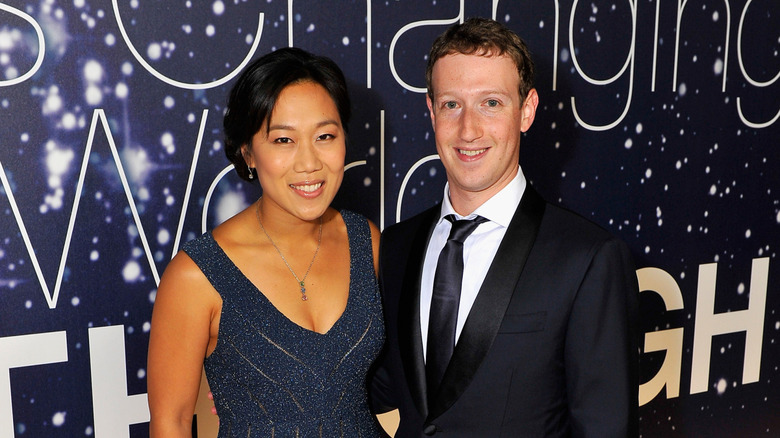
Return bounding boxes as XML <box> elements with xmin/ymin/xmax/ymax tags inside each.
<box><xmin>427</xmin><ymin>52</ymin><xmax>538</xmax><ymax>214</ymax></box>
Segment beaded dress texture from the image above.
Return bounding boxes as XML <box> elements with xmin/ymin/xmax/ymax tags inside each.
<box><xmin>182</xmin><ymin>210</ymin><xmax>384</xmax><ymax>437</ymax></box>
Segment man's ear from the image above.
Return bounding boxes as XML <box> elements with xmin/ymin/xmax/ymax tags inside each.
<box><xmin>426</xmin><ymin>94</ymin><xmax>436</xmax><ymax>132</ymax></box>
<box><xmin>520</xmin><ymin>88</ymin><xmax>539</xmax><ymax>133</ymax></box>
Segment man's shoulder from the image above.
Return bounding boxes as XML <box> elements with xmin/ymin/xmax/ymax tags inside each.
<box><xmin>518</xmin><ymin>186</ymin><xmax>611</xmax><ymax>241</ymax></box>
<box><xmin>539</xmin><ymin>200</ymin><xmax>627</xmax><ymax>252</ymax></box>
<box><xmin>537</xmin><ymin>203</ymin><xmax>630</xmax><ymax>272</ymax></box>
<box><xmin>383</xmin><ymin>203</ymin><xmax>441</xmax><ymax>236</ymax></box>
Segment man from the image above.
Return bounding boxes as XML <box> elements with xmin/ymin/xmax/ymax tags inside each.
<box><xmin>371</xmin><ymin>17</ymin><xmax>639</xmax><ymax>437</ymax></box>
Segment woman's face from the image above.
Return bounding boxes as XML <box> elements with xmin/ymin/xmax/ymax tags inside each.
<box><xmin>244</xmin><ymin>80</ymin><xmax>346</xmax><ymax>222</ymax></box>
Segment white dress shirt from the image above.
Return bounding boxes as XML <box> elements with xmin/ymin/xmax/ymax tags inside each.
<box><xmin>421</xmin><ymin>166</ymin><xmax>527</xmax><ymax>360</ymax></box>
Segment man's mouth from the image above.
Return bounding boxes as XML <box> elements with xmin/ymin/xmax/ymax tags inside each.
<box><xmin>458</xmin><ymin>148</ymin><xmax>486</xmax><ymax>157</ymax></box>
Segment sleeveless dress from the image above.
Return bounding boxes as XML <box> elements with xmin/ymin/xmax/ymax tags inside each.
<box><xmin>182</xmin><ymin>210</ymin><xmax>384</xmax><ymax>437</ymax></box>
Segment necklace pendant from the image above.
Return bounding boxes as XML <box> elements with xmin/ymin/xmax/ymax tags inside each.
<box><xmin>256</xmin><ymin>202</ymin><xmax>321</xmax><ymax>304</ymax></box>
<box><xmin>300</xmin><ymin>281</ymin><xmax>308</xmax><ymax>301</ymax></box>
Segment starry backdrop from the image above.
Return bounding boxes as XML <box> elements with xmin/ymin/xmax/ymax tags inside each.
<box><xmin>0</xmin><ymin>0</ymin><xmax>778</xmax><ymax>437</ymax></box>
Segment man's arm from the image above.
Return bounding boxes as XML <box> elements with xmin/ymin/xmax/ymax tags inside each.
<box><xmin>369</xmin><ymin>226</ymin><xmax>400</xmax><ymax>415</ymax></box>
<box><xmin>564</xmin><ymin>237</ymin><xmax>640</xmax><ymax>438</ymax></box>
<box><xmin>368</xmin><ymin>351</ymin><xmax>397</xmax><ymax>414</ymax></box>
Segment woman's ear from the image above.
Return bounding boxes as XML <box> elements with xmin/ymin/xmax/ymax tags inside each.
<box><xmin>240</xmin><ymin>144</ymin><xmax>254</xmax><ymax>168</ymax></box>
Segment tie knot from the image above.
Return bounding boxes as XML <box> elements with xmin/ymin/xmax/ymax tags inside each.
<box><xmin>445</xmin><ymin>214</ymin><xmax>488</xmax><ymax>243</ymax></box>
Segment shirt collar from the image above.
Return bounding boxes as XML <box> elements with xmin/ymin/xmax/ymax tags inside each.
<box><xmin>439</xmin><ymin>165</ymin><xmax>527</xmax><ymax>228</ymax></box>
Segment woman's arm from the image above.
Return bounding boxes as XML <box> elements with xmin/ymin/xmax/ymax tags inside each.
<box><xmin>368</xmin><ymin>220</ymin><xmax>381</xmax><ymax>277</ymax></box>
<box><xmin>148</xmin><ymin>251</ymin><xmax>219</xmax><ymax>437</ymax></box>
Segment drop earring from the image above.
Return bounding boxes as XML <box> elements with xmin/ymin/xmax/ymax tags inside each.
<box><xmin>247</xmin><ymin>165</ymin><xmax>254</xmax><ymax>180</ymax></box>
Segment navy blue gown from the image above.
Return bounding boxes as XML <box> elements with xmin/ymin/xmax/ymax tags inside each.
<box><xmin>182</xmin><ymin>210</ymin><xmax>384</xmax><ymax>437</ymax></box>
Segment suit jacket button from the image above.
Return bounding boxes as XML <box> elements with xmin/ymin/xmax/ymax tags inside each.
<box><xmin>423</xmin><ymin>424</ymin><xmax>438</xmax><ymax>435</ymax></box>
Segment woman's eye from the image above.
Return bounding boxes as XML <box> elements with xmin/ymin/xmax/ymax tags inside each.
<box><xmin>317</xmin><ymin>133</ymin><xmax>335</xmax><ymax>141</ymax></box>
<box><xmin>273</xmin><ymin>137</ymin><xmax>292</xmax><ymax>144</ymax></box>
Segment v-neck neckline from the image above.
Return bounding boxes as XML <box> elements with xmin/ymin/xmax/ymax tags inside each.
<box><xmin>207</xmin><ymin>230</ymin><xmax>352</xmax><ymax>337</ymax></box>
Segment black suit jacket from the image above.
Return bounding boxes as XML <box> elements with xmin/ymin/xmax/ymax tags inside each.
<box><xmin>371</xmin><ymin>186</ymin><xmax>639</xmax><ymax>437</ymax></box>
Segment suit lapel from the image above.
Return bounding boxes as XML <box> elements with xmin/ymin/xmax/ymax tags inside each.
<box><xmin>397</xmin><ymin>206</ymin><xmax>440</xmax><ymax>417</ymax></box>
<box><xmin>428</xmin><ymin>186</ymin><xmax>546</xmax><ymax>420</ymax></box>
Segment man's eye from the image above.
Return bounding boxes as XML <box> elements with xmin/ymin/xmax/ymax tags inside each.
<box><xmin>486</xmin><ymin>99</ymin><xmax>499</xmax><ymax>107</ymax></box>
<box><xmin>445</xmin><ymin>101</ymin><xmax>457</xmax><ymax>109</ymax></box>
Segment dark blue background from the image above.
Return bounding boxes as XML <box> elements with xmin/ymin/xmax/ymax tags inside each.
<box><xmin>0</xmin><ymin>1</ymin><xmax>778</xmax><ymax>436</ymax></box>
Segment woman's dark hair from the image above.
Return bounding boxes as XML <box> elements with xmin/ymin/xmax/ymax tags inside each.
<box><xmin>223</xmin><ymin>47</ymin><xmax>351</xmax><ymax>181</ymax></box>
<box><xmin>426</xmin><ymin>17</ymin><xmax>535</xmax><ymax>103</ymax></box>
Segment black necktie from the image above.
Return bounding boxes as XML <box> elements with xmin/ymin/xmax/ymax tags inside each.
<box><xmin>426</xmin><ymin>214</ymin><xmax>488</xmax><ymax>401</ymax></box>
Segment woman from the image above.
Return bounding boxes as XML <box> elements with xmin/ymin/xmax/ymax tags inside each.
<box><xmin>147</xmin><ymin>47</ymin><xmax>384</xmax><ymax>437</ymax></box>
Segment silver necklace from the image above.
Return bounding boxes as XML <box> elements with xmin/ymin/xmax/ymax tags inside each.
<box><xmin>255</xmin><ymin>202</ymin><xmax>323</xmax><ymax>301</ymax></box>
